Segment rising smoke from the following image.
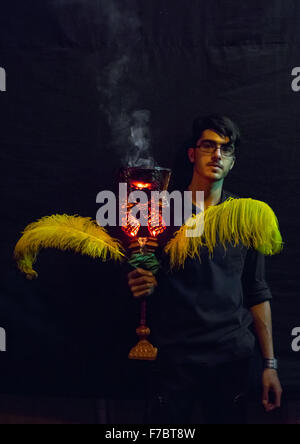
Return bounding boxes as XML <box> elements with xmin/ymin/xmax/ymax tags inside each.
<box><xmin>97</xmin><ymin>0</ymin><xmax>155</xmax><ymax>168</ymax></box>
<box><xmin>52</xmin><ymin>0</ymin><xmax>155</xmax><ymax>168</ymax></box>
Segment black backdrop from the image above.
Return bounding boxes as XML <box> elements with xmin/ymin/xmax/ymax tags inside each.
<box><xmin>0</xmin><ymin>0</ymin><xmax>299</xmax><ymax>397</ymax></box>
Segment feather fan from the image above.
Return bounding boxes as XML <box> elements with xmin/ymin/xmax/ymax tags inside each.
<box><xmin>14</xmin><ymin>214</ymin><xmax>125</xmax><ymax>279</ymax></box>
<box><xmin>164</xmin><ymin>197</ymin><xmax>284</xmax><ymax>269</ymax></box>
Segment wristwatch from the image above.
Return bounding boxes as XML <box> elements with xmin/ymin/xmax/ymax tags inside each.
<box><xmin>264</xmin><ymin>358</ymin><xmax>278</xmax><ymax>370</ymax></box>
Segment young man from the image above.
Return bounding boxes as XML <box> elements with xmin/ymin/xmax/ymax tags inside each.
<box><xmin>127</xmin><ymin>115</ymin><xmax>282</xmax><ymax>424</ymax></box>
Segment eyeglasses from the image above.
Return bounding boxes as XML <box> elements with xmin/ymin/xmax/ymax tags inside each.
<box><xmin>196</xmin><ymin>140</ymin><xmax>235</xmax><ymax>158</ymax></box>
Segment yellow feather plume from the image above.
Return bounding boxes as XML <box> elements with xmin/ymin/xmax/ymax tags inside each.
<box><xmin>14</xmin><ymin>214</ymin><xmax>125</xmax><ymax>279</ymax></box>
<box><xmin>164</xmin><ymin>197</ymin><xmax>284</xmax><ymax>269</ymax></box>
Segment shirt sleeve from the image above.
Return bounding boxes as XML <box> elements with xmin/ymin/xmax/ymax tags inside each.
<box><xmin>242</xmin><ymin>248</ymin><xmax>273</xmax><ymax>308</ymax></box>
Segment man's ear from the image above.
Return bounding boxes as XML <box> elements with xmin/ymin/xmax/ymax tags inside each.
<box><xmin>229</xmin><ymin>157</ymin><xmax>236</xmax><ymax>170</ymax></box>
<box><xmin>188</xmin><ymin>148</ymin><xmax>195</xmax><ymax>164</ymax></box>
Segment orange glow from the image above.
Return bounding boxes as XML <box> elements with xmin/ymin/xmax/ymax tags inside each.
<box><xmin>122</xmin><ymin>224</ymin><xmax>140</xmax><ymax>238</ymax></box>
<box><xmin>121</xmin><ymin>200</ymin><xmax>167</xmax><ymax>239</ymax></box>
<box><xmin>131</xmin><ymin>181</ymin><xmax>152</xmax><ymax>190</ymax></box>
<box><xmin>148</xmin><ymin>206</ymin><xmax>167</xmax><ymax>237</ymax></box>
<box><xmin>121</xmin><ymin>212</ymin><xmax>141</xmax><ymax>238</ymax></box>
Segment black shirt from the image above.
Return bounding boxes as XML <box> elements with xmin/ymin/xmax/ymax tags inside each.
<box><xmin>148</xmin><ymin>189</ymin><xmax>273</xmax><ymax>366</ymax></box>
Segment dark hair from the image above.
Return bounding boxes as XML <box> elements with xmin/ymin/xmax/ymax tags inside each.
<box><xmin>170</xmin><ymin>114</ymin><xmax>240</xmax><ymax>192</ymax></box>
<box><xmin>192</xmin><ymin>114</ymin><xmax>241</xmax><ymax>150</ymax></box>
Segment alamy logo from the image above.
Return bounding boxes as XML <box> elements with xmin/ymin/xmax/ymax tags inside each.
<box><xmin>0</xmin><ymin>327</ymin><xmax>6</xmax><ymax>352</ymax></box>
<box><xmin>96</xmin><ymin>184</ymin><xmax>205</xmax><ymax>237</ymax></box>
<box><xmin>291</xmin><ymin>327</ymin><xmax>300</xmax><ymax>352</ymax></box>
<box><xmin>291</xmin><ymin>67</ymin><xmax>300</xmax><ymax>92</ymax></box>
<box><xmin>0</xmin><ymin>67</ymin><xmax>6</xmax><ymax>92</ymax></box>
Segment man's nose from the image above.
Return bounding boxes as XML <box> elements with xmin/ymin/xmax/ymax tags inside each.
<box><xmin>212</xmin><ymin>147</ymin><xmax>222</xmax><ymax>159</ymax></box>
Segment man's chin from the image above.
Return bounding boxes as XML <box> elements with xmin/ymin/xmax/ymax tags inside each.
<box><xmin>206</xmin><ymin>171</ymin><xmax>224</xmax><ymax>180</ymax></box>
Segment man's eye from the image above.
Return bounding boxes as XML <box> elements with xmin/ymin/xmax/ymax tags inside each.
<box><xmin>202</xmin><ymin>142</ymin><xmax>214</xmax><ymax>148</ymax></box>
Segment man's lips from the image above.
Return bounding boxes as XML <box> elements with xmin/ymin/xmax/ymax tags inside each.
<box><xmin>208</xmin><ymin>163</ymin><xmax>223</xmax><ymax>169</ymax></box>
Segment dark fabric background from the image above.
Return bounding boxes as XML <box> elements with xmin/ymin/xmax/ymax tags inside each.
<box><xmin>0</xmin><ymin>0</ymin><xmax>299</xmax><ymax>397</ymax></box>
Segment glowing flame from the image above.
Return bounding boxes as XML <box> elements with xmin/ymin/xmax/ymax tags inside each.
<box><xmin>122</xmin><ymin>224</ymin><xmax>140</xmax><ymax>238</ymax></box>
<box><xmin>121</xmin><ymin>205</ymin><xmax>167</xmax><ymax>238</ymax></box>
<box><xmin>148</xmin><ymin>205</ymin><xmax>167</xmax><ymax>237</ymax></box>
<box><xmin>121</xmin><ymin>186</ymin><xmax>167</xmax><ymax>239</ymax></box>
<box><xmin>131</xmin><ymin>181</ymin><xmax>152</xmax><ymax>190</ymax></box>
<box><xmin>121</xmin><ymin>212</ymin><xmax>141</xmax><ymax>238</ymax></box>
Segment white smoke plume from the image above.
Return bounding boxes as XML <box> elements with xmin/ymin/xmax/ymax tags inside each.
<box><xmin>97</xmin><ymin>0</ymin><xmax>155</xmax><ymax>168</ymax></box>
<box><xmin>52</xmin><ymin>0</ymin><xmax>155</xmax><ymax>168</ymax></box>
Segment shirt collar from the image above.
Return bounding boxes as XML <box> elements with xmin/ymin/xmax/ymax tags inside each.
<box><xmin>190</xmin><ymin>188</ymin><xmax>233</xmax><ymax>216</ymax></box>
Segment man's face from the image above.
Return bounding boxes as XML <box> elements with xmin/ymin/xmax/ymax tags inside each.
<box><xmin>188</xmin><ymin>129</ymin><xmax>236</xmax><ymax>181</ymax></box>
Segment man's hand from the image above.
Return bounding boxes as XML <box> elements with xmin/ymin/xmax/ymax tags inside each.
<box><xmin>128</xmin><ymin>268</ymin><xmax>158</xmax><ymax>299</ymax></box>
<box><xmin>262</xmin><ymin>369</ymin><xmax>283</xmax><ymax>412</ymax></box>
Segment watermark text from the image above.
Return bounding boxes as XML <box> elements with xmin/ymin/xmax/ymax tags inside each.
<box><xmin>0</xmin><ymin>67</ymin><xmax>6</xmax><ymax>92</ymax></box>
<box><xmin>96</xmin><ymin>184</ymin><xmax>204</xmax><ymax>237</ymax></box>
<box><xmin>291</xmin><ymin>67</ymin><xmax>300</xmax><ymax>92</ymax></box>
<box><xmin>0</xmin><ymin>327</ymin><xmax>6</xmax><ymax>352</ymax></box>
<box><xmin>292</xmin><ymin>327</ymin><xmax>300</xmax><ymax>352</ymax></box>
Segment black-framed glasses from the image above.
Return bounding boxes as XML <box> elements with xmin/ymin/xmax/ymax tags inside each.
<box><xmin>196</xmin><ymin>140</ymin><xmax>235</xmax><ymax>158</ymax></box>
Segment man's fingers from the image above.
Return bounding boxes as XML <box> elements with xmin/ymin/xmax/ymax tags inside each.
<box><xmin>136</xmin><ymin>268</ymin><xmax>154</xmax><ymax>276</ymax></box>
<box><xmin>262</xmin><ymin>373</ymin><xmax>283</xmax><ymax>412</ymax></box>
<box><xmin>127</xmin><ymin>269</ymin><xmax>157</xmax><ymax>299</ymax></box>
<box><xmin>128</xmin><ymin>276</ymin><xmax>157</xmax><ymax>287</ymax></box>
<box><xmin>128</xmin><ymin>268</ymin><xmax>154</xmax><ymax>280</ymax></box>
<box><xmin>262</xmin><ymin>386</ymin><xmax>269</xmax><ymax>409</ymax></box>
<box><xmin>263</xmin><ymin>387</ymin><xmax>282</xmax><ymax>412</ymax></box>
<box><xmin>274</xmin><ymin>387</ymin><xmax>283</xmax><ymax>408</ymax></box>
